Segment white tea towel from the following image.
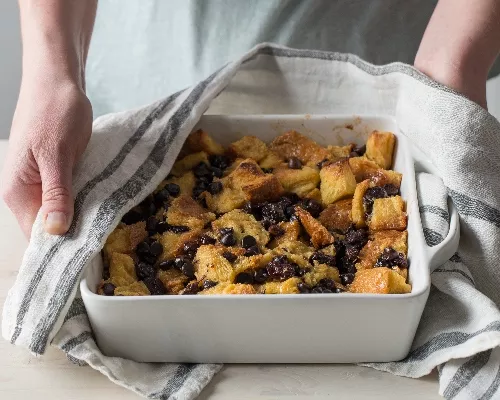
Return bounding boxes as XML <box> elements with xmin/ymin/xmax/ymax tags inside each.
<box><xmin>4</xmin><ymin>43</ymin><xmax>500</xmax><ymax>400</ymax></box>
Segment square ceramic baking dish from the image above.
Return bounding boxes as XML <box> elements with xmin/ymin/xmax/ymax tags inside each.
<box><xmin>81</xmin><ymin>115</ymin><xmax>460</xmax><ymax>363</ymax></box>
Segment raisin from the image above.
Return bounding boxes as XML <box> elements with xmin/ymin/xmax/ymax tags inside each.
<box><xmin>300</xmin><ymin>198</ymin><xmax>322</xmax><ymax>218</ymax></box>
<box><xmin>182</xmin><ymin>282</ymin><xmax>199</xmax><ymax>295</ymax></box>
<box><xmin>136</xmin><ymin>262</ymin><xmax>156</xmax><ymax>280</ymax></box>
<box><xmin>262</xmin><ymin>168</ymin><xmax>274</xmax><ymax>174</ymax></box>
<box><xmin>209</xmin><ymin>181</ymin><xmax>223</xmax><ymax>194</ymax></box>
<box><xmin>374</xmin><ymin>247</ymin><xmax>408</xmax><ymax>269</ymax></box>
<box><xmin>297</xmin><ymin>282</ymin><xmax>310</xmax><ymax>293</ymax></box>
<box><xmin>165</xmin><ymin>183</ymin><xmax>180</xmax><ymax>197</ymax></box>
<box><xmin>102</xmin><ymin>283</ymin><xmax>116</xmax><ymax>296</ymax></box>
<box><xmin>222</xmin><ymin>251</ymin><xmax>237</xmax><ymax>263</ymax></box>
<box><xmin>159</xmin><ymin>260</ymin><xmax>175</xmax><ymax>270</ymax></box>
<box><xmin>210</xmin><ymin>166</ymin><xmax>223</xmax><ymax>178</ymax></box>
<box><xmin>136</xmin><ymin>241</ymin><xmax>150</xmax><ymax>255</ymax></box>
<box><xmin>202</xmin><ymin>280</ymin><xmax>218</xmax><ymax>290</ymax></box>
<box><xmin>199</xmin><ymin>234</ymin><xmax>216</xmax><ymax>245</ymax></box>
<box><xmin>143</xmin><ymin>277</ymin><xmax>166</xmax><ymax>295</ymax></box>
<box><xmin>235</xmin><ymin>272</ymin><xmax>254</xmax><ymax>284</ymax></box>
<box><xmin>345</xmin><ymin>227</ymin><xmax>368</xmax><ymax>249</ymax></box>
<box><xmin>318</xmin><ymin>278</ymin><xmax>337</xmax><ymax>292</ymax></box>
<box><xmin>288</xmin><ymin>157</ymin><xmax>302</xmax><ymax>169</ymax></box>
<box><xmin>156</xmin><ymin>221</ymin><xmax>169</xmax><ymax>234</ymax></box>
<box><xmin>121</xmin><ymin>210</ymin><xmax>143</xmax><ymax>225</ymax></box>
<box><xmin>149</xmin><ymin>241</ymin><xmax>163</xmax><ymax>257</ymax></box>
<box><xmin>309</xmin><ymin>252</ymin><xmax>336</xmax><ymax>267</ymax></box>
<box><xmin>146</xmin><ymin>216</ymin><xmax>159</xmax><ymax>232</ymax></box>
<box><xmin>363</xmin><ymin>186</ymin><xmax>388</xmax><ymax>214</ymax></box>
<box><xmin>194</xmin><ymin>162</ymin><xmax>212</xmax><ymax>178</ymax></box>
<box><xmin>241</xmin><ymin>235</ymin><xmax>257</xmax><ymax>248</ymax></box>
<box><xmin>340</xmin><ymin>273</ymin><xmax>355</xmax><ymax>285</ymax></box>
<box><xmin>182</xmin><ymin>240</ymin><xmax>199</xmax><ymax>257</ymax></box>
<box><xmin>209</xmin><ymin>154</ymin><xmax>230</xmax><ymax>170</ymax></box>
<box><xmin>353</xmin><ymin>144</ymin><xmax>366</xmax><ymax>156</ymax></box>
<box><xmin>192</xmin><ymin>187</ymin><xmax>206</xmax><ymax>198</ymax></box>
<box><xmin>266</xmin><ymin>256</ymin><xmax>296</xmax><ymax>281</ymax></box>
<box><xmin>383</xmin><ymin>184</ymin><xmax>399</xmax><ymax>197</ymax></box>
<box><xmin>261</xmin><ymin>203</ymin><xmax>287</xmax><ymax>225</ymax></box>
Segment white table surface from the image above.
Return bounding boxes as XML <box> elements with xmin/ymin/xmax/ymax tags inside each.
<box><xmin>0</xmin><ymin>141</ymin><xmax>441</xmax><ymax>399</ymax></box>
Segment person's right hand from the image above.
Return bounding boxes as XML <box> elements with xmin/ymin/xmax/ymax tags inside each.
<box><xmin>2</xmin><ymin>74</ymin><xmax>92</xmax><ymax>238</ymax></box>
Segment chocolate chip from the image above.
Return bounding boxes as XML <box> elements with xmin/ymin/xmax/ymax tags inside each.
<box><xmin>309</xmin><ymin>252</ymin><xmax>336</xmax><ymax>267</ymax></box>
<box><xmin>209</xmin><ymin>181</ymin><xmax>223</xmax><ymax>194</ymax></box>
<box><xmin>146</xmin><ymin>216</ymin><xmax>159</xmax><ymax>232</ymax></box>
<box><xmin>210</xmin><ymin>166</ymin><xmax>223</xmax><ymax>178</ymax></box>
<box><xmin>262</xmin><ymin>168</ymin><xmax>274</xmax><ymax>174</ymax></box>
<box><xmin>340</xmin><ymin>273</ymin><xmax>355</xmax><ymax>285</ymax></box>
<box><xmin>194</xmin><ymin>162</ymin><xmax>212</xmax><ymax>178</ymax></box>
<box><xmin>235</xmin><ymin>272</ymin><xmax>254</xmax><ymax>284</ymax></box>
<box><xmin>150</xmin><ymin>241</ymin><xmax>163</xmax><ymax>257</ymax></box>
<box><xmin>297</xmin><ymin>282</ymin><xmax>310</xmax><ymax>293</ymax></box>
<box><xmin>220</xmin><ymin>233</ymin><xmax>236</xmax><ymax>246</ymax></box>
<box><xmin>165</xmin><ymin>183</ymin><xmax>181</xmax><ymax>197</ymax></box>
<box><xmin>261</xmin><ymin>202</ymin><xmax>287</xmax><ymax>225</ymax></box>
<box><xmin>199</xmin><ymin>234</ymin><xmax>216</xmax><ymax>245</ymax></box>
<box><xmin>253</xmin><ymin>268</ymin><xmax>268</xmax><ymax>283</ymax></box>
<box><xmin>345</xmin><ymin>227</ymin><xmax>368</xmax><ymax>249</ymax></box>
<box><xmin>202</xmin><ymin>280</ymin><xmax>218</xmax><ymax>290</ymax></box>
<box><xmin>136</xmin><ymin>241</ymin><xmax>150</xmax><ymax>255</ymax></box>
<box><xmin>159</xmin><ymin>260</ymin><xmax>175</xmax><ymax>270</ymax></box>
<box><xmin>335</xmin><ymin>287</ymin><xmax>346</xmax><ymax>293</ymax></box>
<box><xmin>288</xmin><ymin>156</ymin><xmax>302</xmax><ymax>169</ymax></box>
<box><xmin>353</xmin><ymin>144</ymin><xmax>366</xmax><ymax>156</ymax></box>
<box><xmin>154</xmin><ymin>189</ymin><xmax>170</xmax><ymax>205</ymax></box>
<box><xmin>219</xmin><ymin>227</ymin><xmax>234</xmax><ymax>236</ymax></box>
<box><xmin>192</xmin><ymin>187</ymin><xmax>206</xmax><ymax>198</ymax></box>
<box><xmin>241</xmin><ymin>235</ymin><xmax>257</xmax><ymax>248</ymax></box>
<box><xmin>244</xmin><ymin>245</ymin><xmax>260</xmax><ymax>257</ymax></box>
<box><xmin>121</xmin><ymin>210</ymin><xmax>143</xmax><ymax>225</ymax></box>
<box><xmin>196</xmin><ymin>179</ymin><xmax>209</xmax><ymax>190</ymax></box>
<box><xmin>174</xmin><ymin>258</ymin><xmax>195</xmax><ymax>279</ymax></box>
<box><xmin>103</xmin><ymin>283</ymin><xmax>116</xmax><ymax>296</ymax></box>
<box><xmin>300</xmin><ymin>199</ymin><xmax>322</xmax><ymax>218</ymax></box>
<box><xmin>136</xmin><ymin>262</ymin><xmax>156</xmax><ymax>280</ymax></box>
<box><xmin>169</xmin><ymin>225</ymin><xmax>190</xmax><ymax>234</ymax></box>
<box><xmin>182</xmin><ymin>282</ymin><xmax>199</xmax><ymax>295</ymax></box>
<box><xmin>316</xmin><ymin>158</ymin><xmax>329</xmax><ymax>169</ymax></box>
<box><xmin>143</xmin><ymin>277</ymin><xmax>166</xmax><ymax>295</ymax></box>
<box><xmin>156</xmin><ymin>221</ymin><xmax>169</xmax><ymax>234</ymax></box>
<box><xmin>182</xmin><ymin>240</ymin><xmax>199</xmax><ymax>257</ymax></box>
<box><xmin>209</xmin><ymin>154</ymin><xmax>230</xmax><ymax>170</ymax></box>
<box><xmin>222</xmin><ymin>251</ymin><xmax>237</xmax><ymax>263</ymax></box>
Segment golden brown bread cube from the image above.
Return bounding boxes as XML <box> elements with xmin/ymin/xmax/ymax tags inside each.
<box><xmin>158</xmin><ymin>230</ymin><xmax>202</xmax><ymax>261</ymax></box>
<box><xmin>158</xmin><ymin>171</ymin><xmax>196</xmax><ymax>197</ymax></box>
<box><xmin>295</xmin><ymin>207</ymin><xmax>334</xmax><ymax>248</ymax></box>
<box><xmin>268</xmin><ymin>221</ymin><xmax>302</xmax><ymax>248</ymax></box>
<box><xmin>271</xmin><ymin>240</ymin><xmax>315</xmax><ymax>266</ymax></box>
<box><xmin>114</xmin><ymin>281</ymin><xmax>150</xmax><ymax>296</ymax></box>
<box><xmin>170</xmin><ymin>151</ymin><xmax>210</xmax><ymax>177</ymax></box>
<box><xmin>356</xmin><ymin>230</ymin><xmax>408</xmax><ymax>270</ymax></box>
<box><xmin>319</xmin><ymin>159</ymin><xmax>357</xmax><ymax>205</ymax></box>
<box><xmin>201</xmin><ymin>282</ymin><xmax>257</xmax><ymax>295</ymax></box>
<box><xmin>304</xmin><ymin>188</ymin><xmax>322</xmax><ymax>203</ymax></box>
<box><xmin>348</xmin><ymin>156</ymin><xmax>402</xmax><ymax>187</ymax></box>
<box><xmin>303</xmin><ymin>264</ymin><xmax>340</xmax><ymax>286</ymax></box>
<box><xmin>369</xmin><ymin>169</ymin><xmax>402</xmax><ymax>188</ymax></box>
<box><xmin>103</xmin><ymin>221</ymin><xmax>148</xmax><ymax>260</ymax></box>
<box><xmin>269</xmin><ymin>130</ymin><xmax>330</xmax><ymax>166</ymax></box>
<box><xmin>158</xmin><ymin>269</ymin><xmax>190</xmax><ymax>294</ymax></box>
<box><xmin>259</xmin><ymin>277</ymin><xmax>301</xmax><ymax>294</ymax></box>
<box><xmin>185</xmin><ymin>129</ymin><xmax>225</xmax><ymax>155</ymax></box>
<box><xmin>319</xmin><ymin>199</ymin><xmax>353</xmax><ymax>232</ymax></box>
<box><xmin>351</xmin><ymin>180</ymin><xmax>370</xmax><ymax>228</ymax></box>
<box><xmin>108</xmin><ymin>252</ymin><xmax>137</xmax><ymax>287</ymax></box>
<box><xmin>212</xmin><ymin>209</ymin><xmax>270</xmax><ymax>248</ymax></box>
<box><xmin>273</xmin><ymin>165</ymin><xmax>320</xmax><ymax>197</ymax></box>
<box><xmin>194</xmin><ymin>244</ymin><xmax>235</xmax><ymax>282</ymax></box>
<box><xmin>348</xmin><ymin>267</ymin><xmax>411</xmax><ymax>294</ymax></box>
<box><xmin>365</xmin><ymin>131</ymin><xmax>396</xmax><ymax>169</ymax></box>
<box><xmin>259</xmin><ymin>151</ymin><xmax>283</xmax><ymax>169</ymax></box>
<box><xmin>203</xmin><ymin>179</ymin><xmax>247</xmax><ymax>214</ymax></box>
<box><xmin>368</xmin><ymin>196</ymin><xmax>407</xmax><ymax>231</ymax></box>
<box><xmin>166</xmin><ymin>195</ymin><xmax>215</xmax><ymax>231</ymax></box>
<box><xmin>227</xmin><ymin>136</ymin><xmax>269</xmax><ymax>162</ymax></box>
<box><xmin>327</xmin><ymin>144</ymin><xmax>353</xmax><ymax>161</ymax></box>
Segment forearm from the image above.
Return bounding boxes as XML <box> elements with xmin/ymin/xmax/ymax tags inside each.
<box><xmin>415</xmin><ymin>0</ymin><xmax>500</xmax><ymax>107</ymax></box>
<box><xmin>18</xmin><ymin>0</ymin><xmax>97</xmax><ymax>88</ymax></box>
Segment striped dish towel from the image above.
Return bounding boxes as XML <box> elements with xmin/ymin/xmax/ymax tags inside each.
<box><xmin>3</xmin><ymin>43</ymin><xmax>500</xmax><ymax>400</ymax></box>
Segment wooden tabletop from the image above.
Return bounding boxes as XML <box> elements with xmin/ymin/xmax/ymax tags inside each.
<box><xmin>0</xmin><ymin>141</ymin><xmax>441</xmax><ymax>399</ymax></box>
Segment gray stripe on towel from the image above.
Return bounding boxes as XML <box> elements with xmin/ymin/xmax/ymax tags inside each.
<box><xmin>420</xmin><ymin>205</ymin><xmax>450</xmax><ymax>223</ymax></box>
<box><xmin>450</xmin><ymin>190</ymin><xmax>500</xmax><ymax>228</ymax></box>
<box><xmin>423</xmin><ymin>228</ymin><xmax>444</xmax><ymax>247</ymax></box>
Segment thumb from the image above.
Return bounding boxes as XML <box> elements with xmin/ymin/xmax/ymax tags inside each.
<box><xmin>38</xmin><ymin>156</ymin><xmax>74</xmax><ymax>235</ymax></box>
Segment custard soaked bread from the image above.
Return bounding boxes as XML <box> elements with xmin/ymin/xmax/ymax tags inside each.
<box><xmin>99</xmin><ymin>129</ymin><xmax>409</xmax><ymax>296</ymax></box>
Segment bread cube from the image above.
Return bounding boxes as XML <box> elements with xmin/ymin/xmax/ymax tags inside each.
<box><xmin>212</xmin><ymin>209</ymin><xmax>270</xmax><ymax>248</ymax></box>
<box><xmin>204</xmin><ymin>179</ymin><xmax>247</xmax><ymax>214</ymax></box>
<box><xmin>269</xmin><ymin>130</ymin><xmax>330</xmax><ymax>166</ymax></box>
<box><xmin>356</xmin><ymin>230</ymin><xmax>408</xmax><ymax>270</ymax></box>
<box><xmin>366</xmin><ymin>131</ymin><xmax>396</xmax><ymax>169</ymax></box>
<box><xmin>327</xmin><ymin>144</ymin><xmax>353</xmax><ymax>161</ymax></box>
<box><xmin>158</xmin><ymin>269</ymin><xmax>190</xmax><ymax>294</ymax></box>
<box><xmin>104</xmin><ymin>221</ymin><xmax>147</xmax><ymax>260</ymax></box>
<box><xmin>194</xmin><ymin>244</ymin><xmax>235</xmax><ymax>282</ymax></box>
<box><xmin>304</xmin><ymin>188</ymin><xmax>322</xmax><ymax>203</ymax></box>
<box><xmin>303</xmin><ymin>264</ymin><xmax>340</xmax><ymax>287</ymax></box>
<box><xmin>114</xmin><ymin>281</ymin><xmax>150</xmax><ymax>296</ymax></box>
<box><xmin>158</xmin><ymin>230</ymin><xmax>202</xmax><ymax>261</ymax></box>
<box><xmin>184</xmin><ymin>129</ymin><xmax>225</xmax><ymax>155</ymax></box>
<box><xmin>296</xmin><ymin>207</ymin><xmax>334</xmax><ymax>248</ymax></box>
<box><xmin>109</xmin><ymin>252</ymin><xmax>137</xmax><ymax>287</ymax></box>
<box><xmin>351</xmin><ymin>180</ymin><xmax>370</xmax><ymax>228</ymax></box>
<box><xmin>166</xmin><ymin>195</ymin><xmax>215</xmax><ymax>231</ymax></box>
<box><xmin>227</xmin><ymin>136</ymin><xmax>269</xmax><ymax>162</ymax></box>
<box><xmin>170</xmin><ymin>151</ymin><xmax>209</xmax><ymax>176</ymax></box>
<box><xmin>348</xmin><ymin>268</ymin><xmax>411</xmax><ymax>294</ymax></box>
<box><xmin>320</xmin><ymin>159</ymin><xmax>357</xmax><ymax>205</ymax></box>
<box><xmin>349</xmin><ymin>157</ymin><xmax>381</xmax><ymax>182</ymax></box>
<box><xmin>199</xmin><ymin>282</ymin><xmax>256</xmax><ymax>295</ymax></box>
<box><xmin>268</xmin><ymin>220</ymin><xmax>302</xmax><ymax>248</ymax></box>
<box><xmin>368</xmin><ymin>196</ymin><xmax>407</xmax><ymax>231</ymax></box>
<box><xmin>259</xmin><ymin>151</ymin><xmax>283</xmax><ymax>169</ymax></box>
<box><xmin>273</xmin><ymin>165</ymin><xmax>320</xmax><ymax>197</ymax></box>
<box><xmin>158</xmin><ymin>171</ymin><xmax>196</xmax><ymax>197</ymax></box>
<box><xmin>319</xmin><ymin>199</ymin><xmax>353</xmax><ymax>232</ymax></box>
<box><xmin>259</xmin><ymin>277</ymin><xmax>301</xmax><ymax>294</ymax></box>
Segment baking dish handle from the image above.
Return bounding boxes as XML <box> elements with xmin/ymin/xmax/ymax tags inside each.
<box><xmin>425</xmin><ymin>197</ymin><xmax>461</xmax><ymax>272</ymax></box>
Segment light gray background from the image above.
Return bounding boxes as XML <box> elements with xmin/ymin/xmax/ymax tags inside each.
<box><xmin>0</xmin><ymin>1</ymin><xmax>499</xmax><ymax>139</ymax></box>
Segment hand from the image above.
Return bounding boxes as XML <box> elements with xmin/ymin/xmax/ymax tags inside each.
<box><xmin>2</xmin><ymin>76</ymin><xmax>92</xmax><ymax>238</ymax></box>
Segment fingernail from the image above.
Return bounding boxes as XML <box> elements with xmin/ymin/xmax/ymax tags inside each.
<box><xmin>45</xmin><ymin>212</ymin><xmax>69</xmax><ymax>235</ymax></box>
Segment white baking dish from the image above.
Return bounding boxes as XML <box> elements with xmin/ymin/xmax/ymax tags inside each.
<box><xmin>81</xmin><ymin>115</ymin><xmax>460</xmax><ymax>363</ymax></box>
